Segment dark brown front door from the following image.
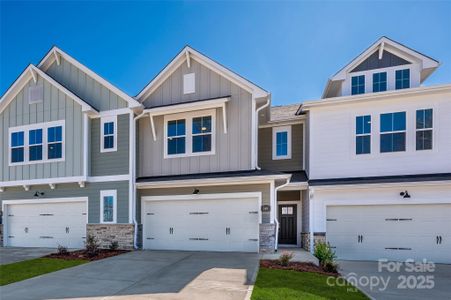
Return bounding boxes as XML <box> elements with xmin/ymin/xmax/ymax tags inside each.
<box><xmin>278</xmin><ymin>204</ymin><xmax>297</xmax><ymax>244</ymax></box>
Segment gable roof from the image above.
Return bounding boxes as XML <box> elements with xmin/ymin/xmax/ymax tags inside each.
<box><xmin>136</xmin><ymin>46</ymin><xmax>269</xmax><ymax>102</ymax></box>
<box><xmin>0</xmin><ymin>64</ymin><xmax>98</xmax><ymax>115</ymax></box>
<box><xmin>38</xmin><ymin>46</ymin><xmax>142</xmax><ymax>109</ymax></box>
<box><xmin>322</xmin><ymin>36</ymin><xmax>440</xmax><ymax>98</ymax></box>
<box><xmin>270</xmin><ymin>103</ymin><xmax>302</xmax><ymax>121</ymax></box>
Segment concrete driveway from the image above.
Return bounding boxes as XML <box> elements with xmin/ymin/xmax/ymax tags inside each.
<box><xmin>0</xmin><ymin>247</ymin><xmax>56</xmax><ymax>265</ymax></box>
<box><xmin>339</xmin><ymin>260</ymin><xmax>451</xmax><ymax>300</ymax></box>
<box><xmin>0</xmin><ymin>250</ymin><xmax>259</xmax><ymax>300</ymax></box>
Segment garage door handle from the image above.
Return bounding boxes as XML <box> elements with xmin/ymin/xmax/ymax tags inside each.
<box><xmin>437</xmin><ymin>236</ymin><xmax>443</xmax><ymax>244</ymax></box>
<box><xmin>66</xmin><ymin>227</ymin><xmax>70</xmax><ymax>234</ymax></box>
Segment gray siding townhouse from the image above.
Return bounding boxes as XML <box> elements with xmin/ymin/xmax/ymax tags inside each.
<box><xmin>0</xmin><ymin>47</ymin><xmax>142</xmax><ymax>249</ymax></box>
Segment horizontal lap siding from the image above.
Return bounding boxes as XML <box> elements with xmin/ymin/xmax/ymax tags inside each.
<box><xmin>137</xmin><ymin>183</ymin><xmax>271</xmax><ymax>223</ymax></box>
<box><xmin>258</xmin><ymin>124</ymin><xmax>304</xmax><ymax>171</ymax></box>
<box><xmin>46</xmin><ymin>59</ymin><xmax>128</xmax><ymax>111</ymax></box>
<box><xmin>0</xmin><ymin>181</ymin><xmax>129</xmax><ymax>223</ymax></box>
<box><xmin>138</xmin><ymin>59</ymin><xmax>252</xmax><ymax>177</ymax></box>
<box><xmin>90</xmin><ymin>114</ymin><xmax>130</xmax><ymax>176</ymax></box>
<box><xmin>0</xmin><ymin>77</ymin><xmax>83</xmax><ymax>181</ymax></box>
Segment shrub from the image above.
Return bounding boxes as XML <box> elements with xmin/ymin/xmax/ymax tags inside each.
<box><xmin>85</xmin><ymin>234</ymin><xmax>100</xmax><ymax>257</ymax></box>
<box><xmin>109</xmin><ymin>241</ymin><xmax>119</xmax><ymax>250</ymax></box>
<box><xmin>278</xmin><ymin>251</ymin><xmax>294</xmax><ymax>266</ymax></box>
<box><xmin>314</xmin><ymin>241</ymin><xmax>338</xmax><ymax>272</ymax></box>
<box><xmin>57</xmin><ymin>245</ymin><xmax>68</xmax><ymax>255</ymax></box>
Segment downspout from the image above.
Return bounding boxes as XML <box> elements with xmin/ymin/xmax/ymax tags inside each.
<box><xmin>132</xmin><ymin>111</ymin><xmax>149</xmax><ymax>249</ymax></box>
<box><xmin>274</xmin><ymin>177</ymin><xmax>291</xmax><ymax>252</ymax></box>
<box><xmin>255</xmin><ymin>95</ymin><xmax>271</xmax><ymax>170</ymax></box>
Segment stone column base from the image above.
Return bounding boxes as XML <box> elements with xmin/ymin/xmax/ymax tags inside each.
<box><xmin>86</xmin><ymin>224</ymin><xmax>134</xmax><ymax>250</ymax></box>
<box><xmin>300</xmin><ymin>232</ymin><xmax>310</xmax><ymax>251</ymax></box>
<box><xmin>259</xmin><ymin>223</ymin><xmax>276</xmax><ymax>253</ymax></box>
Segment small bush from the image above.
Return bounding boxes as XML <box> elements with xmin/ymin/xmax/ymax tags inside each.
<box><xmin>314</xmin><ymin>241</ymin><xmax>338</xmax><ymax>272</ymax></box>
<box><xmin>278</xmin><ymin>251</ymin><xmax>294</xmax><ymax>266</ymax></box>
<box><xmin>85</xmin><ymin>234</ymin><xmax>100</xmax><ymax>257</ymax></box>
<box><xmin>57</xmin><ymin>245</ymin><xmax>68</xmax><ymax>255</ymax></box>
<box><xmin>109</xmin><ymin>241</ymin><xmax>119</xmax><ymax>250</ymax></box>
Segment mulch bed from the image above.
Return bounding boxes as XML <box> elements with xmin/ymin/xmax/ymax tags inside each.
<box><xmin>260</xmin><ymin>260</ymin><xmax>339</xmax><ymax>276</ymax></box>
<box><xmin>45</xmin><ymin>249</ymin><xmax>129</xmax><ymax>261</ymax></box>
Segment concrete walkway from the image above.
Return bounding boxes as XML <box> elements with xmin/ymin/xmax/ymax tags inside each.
<box><xmin>260</xmin><ymin>247</ymin><xmax>319</xmax><ymax>265</ymax></box>
<box><xmin>339</xmin><ymin>260</ymin><xmax>451</xmax><ymax>300</ymax></box>
<box><xmin>0</xmin><ymin>247</ymin><xmax>56</xmax><ymax>265</ymax></box>
<box><xmin>0</xmin><ymin>250</ymin><xmax>259</xmax><ymax>300</ymax></box>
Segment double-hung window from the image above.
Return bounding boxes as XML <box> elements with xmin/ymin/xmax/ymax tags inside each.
<box><xmin>272</xmin><ymin>126</ymin><xmax>292</xmax><ymax>160</ymax></box>
<box><xmin>416</xmin><ymin>109</ymin><xmax>433</xmax><ymax>150</ymax></box>
<box><xmin>9</xmin><ymin>121</ymin><xmax>64</xmax><ymax>165</ymax></box>
<box><xmin>10</xmin><ymin>131</ymin><xmax>25</xmax><ymax>163</ymax></box>
<box><xmin>101</xmin><ymin>116</ymin><xmax>117</xmax><ymax>152</ymax></box>
<box><xmin>192</xmin><ymin>116</ymin><xmax>212</xmax><ymax>153</ymax></box>
<box><xmin>48</xmin><ymin>126</ymin><xmax>63</xmax><ymax>159</ymax></box>
<box><xmin>356</xmin><ymin>115</ymin><xmax>371</xmax><ymax>155</ymax></box>
<box><xmin>395</xmin><ymin>69</ymin><xmax>410</xmax><ymax>90</ymax></box>
<box><xmin>380</xmin><ymin>112</ymin><xmax>406</xmax><ymax>153</ymax></box>
<box><xmin>351</xmin><ymin>75</ymin><xmax>365</xmax><ymax>95</ymax></box>
<box><xmin>29</xmin><ymin>129</ymin><xmax>43</xmax><ymax>161</ymax></box>
<box><xmin>373</xmin><ymin>72</ymin><xmax>387</xmax><ymax>92</ymax></box>
<box><xmin>100</xmin><ymin>190</ymin><xmax>117</xmax><ymax>223</ymax></box>
<box><xmin>165</xmin><ymin>110</ymin><xmax>215</xmax><ymax>158</ymax></box>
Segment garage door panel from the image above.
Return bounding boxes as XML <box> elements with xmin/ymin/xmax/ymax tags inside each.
<box><xmin>143</xmin><ymin>197</ymin><xmax>259</xmax><ymax>252</ymax></box>
<box><xmin>6</xmin><ymin>200</ymin><xmax>87</xmax><ymax>249</ymax></box>
<box><xmin>327</xmin><ymin>204</ymin><xmax>451</xmax><ymax>263</ymax></box>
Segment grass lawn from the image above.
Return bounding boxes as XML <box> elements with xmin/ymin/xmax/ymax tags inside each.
<box><xmin>0</xmin><ymin>258</ymin><xmax>88</xmax><ymax>286</ymax></box>
<box><xmin>251</xmin><ymin>268</ymin><xmax>368</xmax><ymax>300</ymax></box>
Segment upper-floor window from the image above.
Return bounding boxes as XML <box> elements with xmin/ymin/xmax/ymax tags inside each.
<box><xmin>29</xmin><ymin>129</ymin><xmax>43</xmax><ymax>161</ymax></box>
<box><xmin>380</xmin><ymin>112</ymin><xmax>406</xmax><ymax>153</ymax></box>
<box><xmin>356</xmin><ymin>115</ymin><xmax>371</xmax><ymax>155</ymax></box>
<box><xmin>9</xmin><ymin>121</ymin><xmax>65</xmax><ymax>165</ymax></box>
<box><xmin>272</xmin><ymin>126</ymin><xmax>292</xmax><ymax>160</ymax></box>
<box><xmin>183</xmin><ymin>73</ymin><xmax>196</xmax><ymax>94</ymax></box>
<box><xmin>351</xmin><ymin>75</ymin><xmax>365</xmax><ymax>95</ymax></box>
<box><xmin>10</xmin><ymin>131</ymin><xmax>25</xmax><ymax>163</ymax></box>
<box><xmin>395</xmin><ymin>69</ymin><xmax>410</xmax><ymax>90</ymax></box>
<box><xmin>372</xmin><ymin>72</ymin><xmax>387</xmax><ymax>92</ymax></box>
<box><xmin>165</xmin><ymin>110</ymin><xmax>215</xmax><ymax>158</ymax></box>
<box><xmin>100</xmin><ymin>190</ymin><xmax>117</xmax><ymax>223</ymax></box>
<box><xmin>167</xmin><ymin>119</ymin><xmax>186</xmax><ymax>155</ymax></box>
<box><xmin>416</xmin><ymin>109</ymin><xmax>433</xmax><ymax>151</ymax></box>
<box><xmin>48</xmin><ymin>126</ymin><xmax>63</xmax><ymax>159</ymax></box>
<box><xmin>101</xmin><ymin>116</ymin><xmax>117</xmax><ymax>152</ymax></box>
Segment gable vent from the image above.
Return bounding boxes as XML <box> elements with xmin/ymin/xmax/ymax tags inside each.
<box><xmin>28</xmin><ymin>85</ymin><xmax>44</xmax><ymax>104</ymax></box>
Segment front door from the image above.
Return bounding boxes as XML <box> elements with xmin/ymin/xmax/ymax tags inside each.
<box><xmin>278</xmin><ymin>204</ymin><xmax>297</xmax><ymax>244</ymax></box>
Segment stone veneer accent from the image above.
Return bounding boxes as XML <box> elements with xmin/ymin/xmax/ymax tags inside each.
<box><xmin>259</xmin><ymin>223</ymin><xmax>276</xmax><ymax>253</ymax></box>
<box><xmin>301</xmin><ymin>232</ymin><xmax>310</xmax><ymax>251</ymax></box>
<box><xmin>86</xmin><ymin>224</ymin><xmax>134</xmax><ymax>250</ymax></box>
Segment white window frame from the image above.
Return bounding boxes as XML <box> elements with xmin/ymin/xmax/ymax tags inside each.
<box><xmin>380</xmin><ymin>111</ymin><xmax>407</xmax><ymax>153</ymax></box>
<box><xmin>100</xmin><ymin>190</ymin><xmax>117</xmax><ymax>224</ymax></box>
<box><xmin>163</xmin><ymin>109</ymin><xmax>216</xmax><ymax>159</ymax></box>
<box><xmin>100</xmin><ymin>115</ymin><xmax>117</xmax><ymax>153</ymax></box>
<box><xmin>8</xmin><ymin>120</ymin><xmax>65</xmax><ymax>166</ymax></box>
<box><xmin>415</xmin><ymin>108</ymin><xmax>433</xmax><ymax>151</ymax></box>
<box><xmin>272</xmin><ymin>125</ymin><xmax>292</xmax><ymax>160</ymax></box>
<box><xmin>355</xmin><ymin>115</ymin><xmax>371</xmax><ymax>155</ymax></box>
<box><xmin>183</xmin><ymin>73</ymin><xmax>196</xmax><ymax>94</ymax></box>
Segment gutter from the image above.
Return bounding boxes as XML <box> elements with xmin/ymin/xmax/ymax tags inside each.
<box><xmin>131</xmin><ymin>111</ymin><xmax>150</xmax><ymax>249</ymax></box>
<box><xmin>274</xmin><ymin>177</ymin><xmax>291</xmax><ymax>251</ymax></box>
<box><xmin>255</xmin><ymin>95</ymin><xmax>271</xmax><ymax>170</ymax></box>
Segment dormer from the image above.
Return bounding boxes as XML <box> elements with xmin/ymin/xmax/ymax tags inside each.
<box><xmin>322</xmin><ymin>37</ymin><xmax>440</xmax><ymax>98</ymax></box>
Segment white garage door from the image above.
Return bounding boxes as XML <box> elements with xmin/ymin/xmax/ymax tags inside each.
<box><xmin>5</xmin><ymin>200</ymin><xmax>87</xmax><ymax>248</ymax></box>
<box><xmin>142</xmin><ymin>195</ymin><xmax>260</xmax><ymax>252</ymax></box>
<box><xmin>327</xmin><ymin>204</ymin><xmax>451</xmax><ymax>264</ymax></box>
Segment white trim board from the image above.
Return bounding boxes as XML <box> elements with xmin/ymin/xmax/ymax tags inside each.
<box><xmin>38</xmin><ymin>46</ymin><xmax>142</xmax><ymax>109</ymax></box>
<box><xmin>100</xmin><ymin>190</ymin><xmax>117</xmax><ymax>224</ymax></box>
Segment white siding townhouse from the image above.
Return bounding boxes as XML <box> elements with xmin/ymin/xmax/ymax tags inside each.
<box><xmin>0</xmin><ymin>37</ymin><xmax>450</xmax><ymax>264</ymax></box>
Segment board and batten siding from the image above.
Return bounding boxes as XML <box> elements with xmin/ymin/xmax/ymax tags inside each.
<box><xmin>258</xmin><ymin>124</ymin><xmax>304</xmax><ymax>172</ymax></box>
<box><xmin>138</xmin><ymin>59</ymin><xmax>253</xmax><ymax>176</ymax></box>
<box><xmin>46</xmin><ymin>58</ymin><xmax>128</xmax><ymax>111</ymax></box>
<box><xmin>90</xmin><ymin>114</ymin><xmax>130</xmax><ymax>176</ymax></box>
<box><xmin>137</xmin><ymin>183</ymin><xmax>271</xmax><ymax>223</ymax></box>
<box><xmin>0</xmin><ymin>181</ymin><xmax>129</xmax><ymax>223</ymax></box>
<box><xmin>0</xmin><ymin>77</ymin><xmax>84</xmax><ymax>181</ymax></box>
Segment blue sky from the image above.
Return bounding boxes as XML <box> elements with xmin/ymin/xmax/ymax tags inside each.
<box><xmin>1</xmin><ymin>1</ymin><xmax>450</xmax><ymax>105</ymax></box>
